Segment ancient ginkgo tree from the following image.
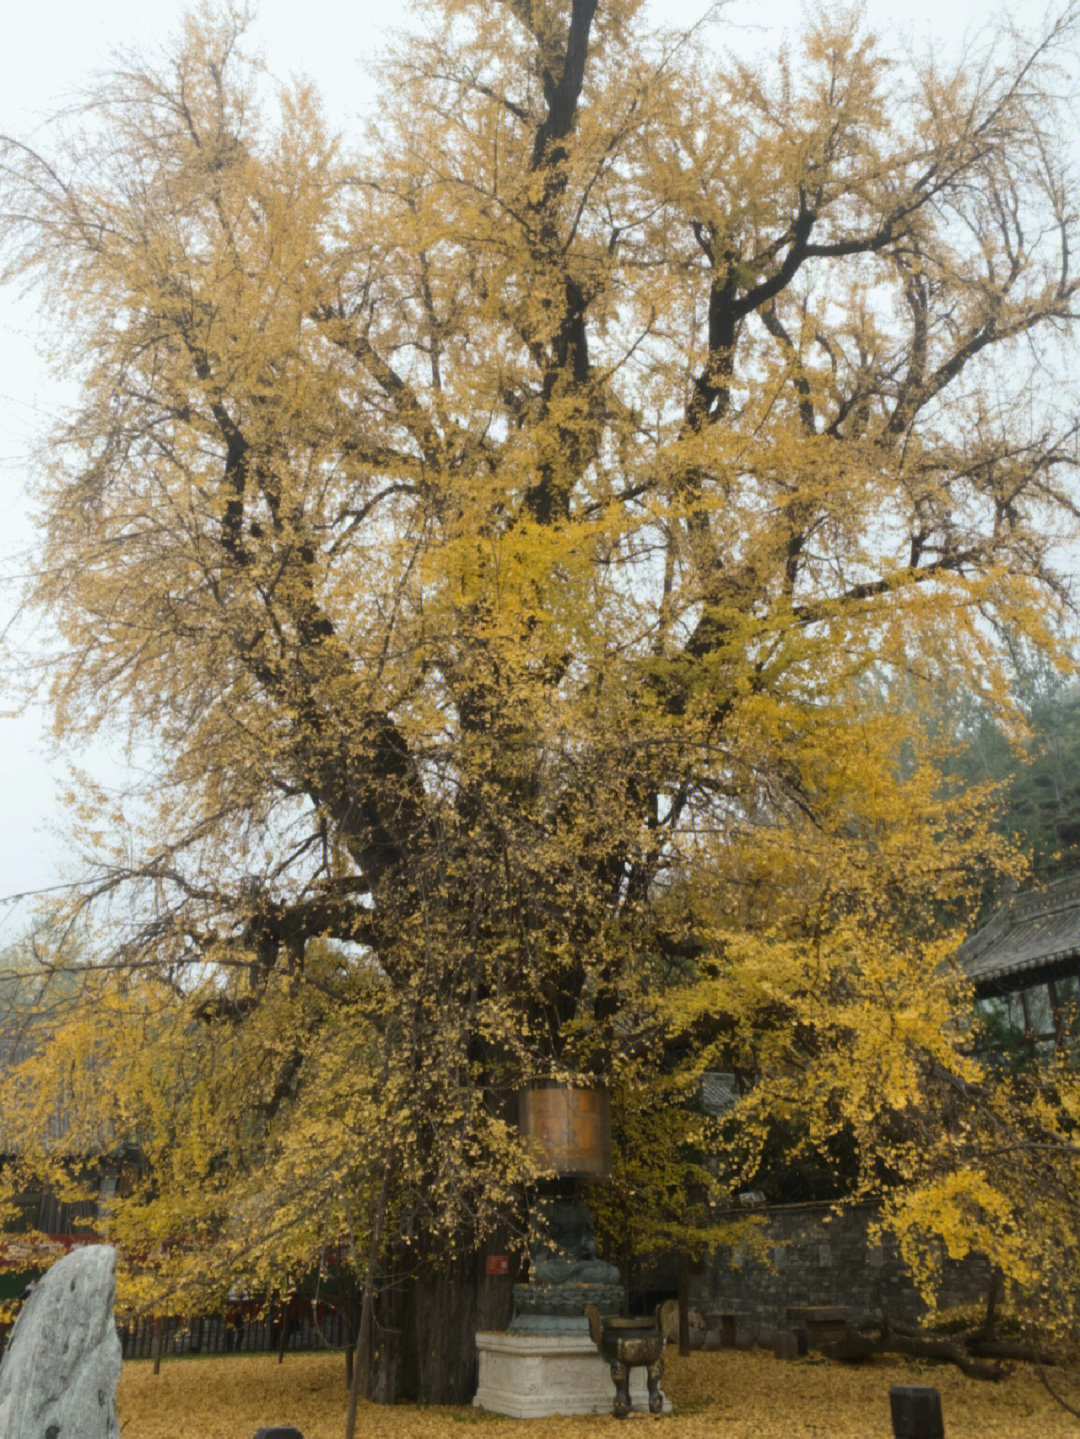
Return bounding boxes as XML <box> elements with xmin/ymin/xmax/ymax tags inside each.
<box><xmin>2</xmin><ymin>0</ymin><xmax>1080</xmax><ymax>1402</ymax></box>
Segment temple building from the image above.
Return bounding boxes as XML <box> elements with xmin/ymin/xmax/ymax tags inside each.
<box><xmin>956</xmin><ymin>873</ymin><xmax>1080</xmax><ymax>1059</ymax></box>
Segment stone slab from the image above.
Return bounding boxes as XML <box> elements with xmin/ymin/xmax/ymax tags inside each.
<box><xmin>473</xmin><ymin>1331</ymin><xmax>671</xmax><ymax>1418</ymax></box>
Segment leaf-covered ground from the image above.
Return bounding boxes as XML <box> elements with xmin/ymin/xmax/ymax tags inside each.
<box><xmin>116</xmin><ymin>1347</ymin><xmax>1076</xmax><ymax>1439</ymax></box>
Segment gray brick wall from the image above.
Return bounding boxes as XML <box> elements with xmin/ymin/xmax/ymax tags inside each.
<box><xmin>690</xmin><ymin>1201</ymin><xmax>993</xmax><ymax>1341</ymax></box>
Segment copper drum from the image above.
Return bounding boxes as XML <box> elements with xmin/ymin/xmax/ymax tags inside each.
<box><xmin>519</xmin><ymin>1080</ymin><xmax>612</xmax><ymax>1179</ymax></box>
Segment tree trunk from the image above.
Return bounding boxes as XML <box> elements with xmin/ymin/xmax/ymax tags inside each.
<box><xmin>363</xmin><ymin>1239</ymin><xmax>517</xmax><ymax>1405</ymax></box>
<box><xmin>401</xmin><ymin>1251</ymin><xmax>484</xmax><ymax>1404</ymax></box>
<box><xmin>677</xmin><ymin>1255</ymin><xmax>690</xmax><ymax>1357</ymax></box>
<box><xmin>345</xmin><ymin>1170</ymin><xmax>391</xmax><ymax>1438</ymax></box>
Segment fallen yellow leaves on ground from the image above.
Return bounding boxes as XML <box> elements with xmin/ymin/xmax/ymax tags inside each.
<box><xmin>116</xmin><ymin>1348</ymin><xmax>1074</xmax><ymax>1439</ymax></box>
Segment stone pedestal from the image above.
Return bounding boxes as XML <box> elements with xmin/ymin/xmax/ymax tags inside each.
<box><xmin>509</xmin><ymin>1281</ymin><xmax>624</xmax><ymax>1334</ymax></box>
<box><xmin>473</xmin><ymin>1332</ymin><xmax>671</xmax><ymax>1418</ymax></box>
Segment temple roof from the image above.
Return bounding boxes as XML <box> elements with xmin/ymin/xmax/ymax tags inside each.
<box><xmin>956</xmin><ymin>873</ymin><xmax>1080</xmax><ymax>994</ymax></box>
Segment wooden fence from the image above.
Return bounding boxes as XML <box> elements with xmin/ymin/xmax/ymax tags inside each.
<box><xmin>118</xmin><ymin>1306</ymin><xmax>348</xmax><ymax>1360</ymax></box>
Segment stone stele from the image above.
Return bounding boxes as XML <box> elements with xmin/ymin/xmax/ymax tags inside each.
<box><xmin>0</xmin><ymin>1244</ymin><xmax>122</xmax><ymax>1439</ymax></box>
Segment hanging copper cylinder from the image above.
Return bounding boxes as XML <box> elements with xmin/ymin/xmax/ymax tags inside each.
<box><xmin>518</xmin><ymin>1079</ymin><xmax>612</xmax><ymax>1180</ymax></box>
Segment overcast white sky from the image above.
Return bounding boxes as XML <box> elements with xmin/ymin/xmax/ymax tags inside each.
<box><xmin>0</xmin><ymin>0</ymin><xmax>1064</xmax><ymax>939</ymax></box>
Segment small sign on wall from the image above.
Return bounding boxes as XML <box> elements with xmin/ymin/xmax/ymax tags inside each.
<box><xmin>486</xmin><ymin>1255</ymin><xmax>509</xmax><ymax>1276</ymax></box>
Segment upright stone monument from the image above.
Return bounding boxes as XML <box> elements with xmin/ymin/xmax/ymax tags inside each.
<box><xmin>0</xmin><ymin>1245</ymin><xmax>122</xmax><ymax>1439</ymax></box>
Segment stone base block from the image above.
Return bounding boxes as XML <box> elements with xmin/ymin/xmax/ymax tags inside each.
<box><xmin>474</xmin><ymin>1332</ymin><xmax>672</xmax><ymax>1418</ymax></box>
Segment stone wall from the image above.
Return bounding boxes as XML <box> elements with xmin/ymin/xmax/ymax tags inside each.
<box><xmin>687</xmin><ymin>1201</ymin><xmax>994</xmax><ymax>1343</ymax></box>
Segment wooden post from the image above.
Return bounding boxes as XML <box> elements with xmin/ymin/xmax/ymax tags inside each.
<box><xmin>677</xmin><ymin>1254</ymin><xmax>690</xmax><ymax>1357</ymax></box>
<box><xmin>890</xmin><ymin>1386</ymin><xmax>945</xmax><ymax>1439</ymax></box>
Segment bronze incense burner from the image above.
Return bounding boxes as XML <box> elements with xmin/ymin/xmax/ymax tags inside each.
<box><xmin>584</xmin><ymin>1304</ymin><xmax>665</xmax><ymax>1418</ymax></box>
